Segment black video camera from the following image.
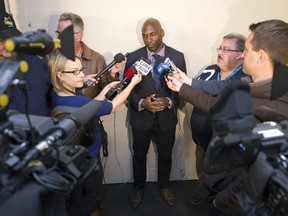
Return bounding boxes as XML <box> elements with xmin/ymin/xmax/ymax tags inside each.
<box><xmin>208</xmin><ymin>81</ymin><xmax>288</xmax><ymax>216</ymax></box>
<box><xmin>0</xmin><ymin>28</ymin><xmax>99</xmax><ymax>215</ymax></box>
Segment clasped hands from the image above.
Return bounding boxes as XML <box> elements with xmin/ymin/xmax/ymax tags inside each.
<box><xmin>141</xmin><ymin>94</ymin><xmax>170</xmax><ymax>113</ymax></box>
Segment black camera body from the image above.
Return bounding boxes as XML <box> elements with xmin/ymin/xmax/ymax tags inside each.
<box><xmin>0</xmin><ymin>29</ymin><xmax>98</xmax><ymax>214</ymax></box>
<box><xmin>208</xmin><ymin>81</ymin><xmax>288</xmax><ymax>216</ymax></box>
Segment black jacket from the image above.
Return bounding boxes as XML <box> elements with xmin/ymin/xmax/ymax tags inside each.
<box><xmin>125</xmin><ymin>45</ymin><xmax>186</xmax><ymax>131</ymax></box>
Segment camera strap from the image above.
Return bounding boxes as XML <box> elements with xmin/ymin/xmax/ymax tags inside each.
<box><xmin>99</xmin><ymin>119</ymin><xmax>108</xmax><ymax>157</ymax></box>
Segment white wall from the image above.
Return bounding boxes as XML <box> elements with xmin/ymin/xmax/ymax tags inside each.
<box><xmin>7</xmin><ymin>0</ymin><xmax>288</xmax><ymax>183</ymax></box>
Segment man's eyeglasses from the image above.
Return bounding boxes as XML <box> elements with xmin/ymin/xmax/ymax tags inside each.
<box><xmin>216</xmin><ymin>47</ymin><xmax>243</xmax><ymax>53</ymax></box>
<box><xmin>61</xmin><ymin>67</ymin><xmax>85</xmax><ymax>75</ymax></box>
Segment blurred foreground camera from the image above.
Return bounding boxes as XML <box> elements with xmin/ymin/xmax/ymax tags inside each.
<box><xmin>208</xmin><ymin>81</ymin><xmax>288</xmax><ymax>216</ymax></box>
<box><xmin>0</xmin><ymin>28</ymin><xmax>98</xmax><ymax>215</ymax></box>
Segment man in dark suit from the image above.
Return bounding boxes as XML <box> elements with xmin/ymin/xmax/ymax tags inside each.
<box><xmin>124</xmin><ymin>18</ymin><xmax>186</xmax><ymax>209</ymax></box>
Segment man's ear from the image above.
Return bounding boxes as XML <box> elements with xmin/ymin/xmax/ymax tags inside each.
<box><xmin>236</xmin><ymin>52</ymin><xmax>243</xmax><ymax>60</ymax></box>
<box><xmin>75</xmin><ymin>32</ymin><xmax>82</xmax><ymax>42</ymax></box>
<box><xmin>257</xmin><ymin>49</ymin><xmax>269</xmax><ymax>63</ymax></box>
<box><xmin>161</xmin><ymin>29</ymin><xmax>165</xmax><ymax>38</ymax></box>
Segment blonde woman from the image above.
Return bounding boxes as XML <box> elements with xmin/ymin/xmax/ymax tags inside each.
<box><xmin>48</xmin><ymin>52</ymin><xmax>141</xmax><ymax>216</ymax></box>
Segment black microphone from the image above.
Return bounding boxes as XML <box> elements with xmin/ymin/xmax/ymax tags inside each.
<box><xmin>105</xmin><ymin>57</ymin><xmax>145</xmax><ymax>100</ymax></box>
<box><xmin>255</xmin><ymin>106</ymin><xmax>287</xmax><ymax>123</ymax></box>
<box><xmin>84</xmin><ymin>52</ymin><xmax>128</xmax><ymax>87</ymax></box>
<box><xmin>105</xmin><ymin>66</ymin><xmax>136</xmax><ymax>100</ymax></box>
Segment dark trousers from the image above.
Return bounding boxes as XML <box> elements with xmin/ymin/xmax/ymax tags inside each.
<box><xmin>132</xmin><ymin>120</ymin><xmax>176</xmax><ymax>189</ymax></box>
<box><xmin>195</xmin><ymin>145</ymin><xmax>206</xmax><ymax>178</ymax></box>
<box><xmin>68</xmin><ymin>155</ymin><xmax>103</xmax><ymax>216</ymax></box>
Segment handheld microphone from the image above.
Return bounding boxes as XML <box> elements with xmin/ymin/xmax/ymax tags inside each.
<box><xmin>105</xmin><ymin>56</ymin><xmax>146</xmax><ymax>100</ymax></box>
<box><xmin>84</xmin><ymin>52</ymin><xmax>128</xmax><ymax>87</ymax></box>
<box><xmin>155</xmin><ymin>56</ymin><xmax>172</xmax><ymax>78</ymax></box>
<box><xmin>157</xmin><ymin>62</ymin><xmax>171</xmax><ymax>75</ymax></box>
<box><xmin>164</xmin><ymin>57</ymin><xmax>177</xmax><ymax>71</ymax></box>
<box><xmin>255</xmin><ymin>106</ymin><xmax>287</xmax><ymax>123</ymax></box>
<box><xmin>135</xmin><ymin>58</ymin><xmax>152</xmax><ymax>75</ymax></box>
<box><xmin>105</xmin><ymin>67</ymin><xmax>136</xmax><ymax>100</ymax></box>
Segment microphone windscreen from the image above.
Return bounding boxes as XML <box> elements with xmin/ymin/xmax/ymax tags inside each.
<box><xmin>145</xmin><ymin>58</ymin><xmax>151</xmax><ymax>64</ymax></box>
<box><xmin>124</xmin><ymin>68</ymin><xmax>135</xmax><ymax>79</ymax></box>
<box><xmin>155</xmin><ymin>56</ymin><xmax>165</xmax><ymax>66</ymax></box>
<box><xmin>254</xmin><ymin>106</ymin><xmax>287</xmax><ymax>123</ymax></box>
<box><xmin>114</xmin><ymin>53</ymin><xmax>125</xmax><ymax>63</ymax></box>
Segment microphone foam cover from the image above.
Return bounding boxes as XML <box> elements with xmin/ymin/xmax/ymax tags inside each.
<box><xmin>114</xmin><ymin>53</ymin><xmax>125</xmax><ymax>63</ymax></box>
<box><xmin>125</xmin><ymin>68</ymin><xmax>136</xmax><ymax>79</ymax></box>
<box><xmin>145</xmin><ymin>58</ymin><xmax>151</xmax><ymax>64</ymax></box>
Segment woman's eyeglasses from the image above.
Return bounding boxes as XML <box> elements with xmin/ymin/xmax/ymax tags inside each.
<box><xmin>61</xmin><ymin>67</ymin><xmax>86</xmax><ymax>75</ymax></box>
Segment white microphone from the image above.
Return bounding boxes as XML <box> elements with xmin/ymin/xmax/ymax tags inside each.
<box><xmin>135</xmin><ymin>59</ymin><xmax>152</xmax><ymax>75</ymax></box>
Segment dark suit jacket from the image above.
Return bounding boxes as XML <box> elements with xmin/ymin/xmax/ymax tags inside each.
<box><xmin>125</xmin><ymin>45</ymin><xmax>186</xmax><ymax>131</ymax></box>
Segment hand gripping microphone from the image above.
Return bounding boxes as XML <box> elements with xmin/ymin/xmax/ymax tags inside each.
<box><xmin>157</xmin><ymin>62</ymin><xmax>171</xmax><ymax>76</ymax></box>
<box><xmin>105</xmin><ymin>58</ymin><xmax>143</xmax><ymax>100</ymax></box>
<box><xmin>105</xmin><ymin>66</ymin><xmax>136</xmax><ymax>100</ymax></box>
<box><xmin>164</xmin><ymin>57</ymin><xmax>177</xmax><ymax>72</ymax></box>
<box><xmin>84</xmin><ymin>52</ymin><xmax>128</xmax><ymax>87</ymax></box>
<box><xmin>157</xmin><ymin>57</ymin><xmax>177</xmax><ymax>78</ymax></box>
<box><xmin>154</xmin><ymin>56</ymin><xmax>171</xmax><ymax>78</ymax></box>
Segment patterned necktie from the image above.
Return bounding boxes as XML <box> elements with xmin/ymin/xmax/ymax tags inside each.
<box><xmin>152</xmin><ymin>53</ymin><xmax>159</xmax><ymax>72</ymax></box>
<box><xmin>152</xmin><ymin>54</ymin><xmax>160</xmax><ymax>88</ymax></box>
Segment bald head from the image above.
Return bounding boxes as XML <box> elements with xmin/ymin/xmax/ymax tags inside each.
<box><xmin>142</xmin><ymin>18</ymin><xmax>162</xmax><ymax>32</ymax></box>
<box><xmin>141</xmin><ymin>18</ymin><xmax>165</xmax><ymax>53</ymax></box>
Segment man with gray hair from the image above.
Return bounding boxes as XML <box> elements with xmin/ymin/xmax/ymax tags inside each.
<box><xmin>166</xmin><ymin>19</ymin><xmax>288</xmax><ymax>215</ymax></box>
<box><xmin>56</xmin><ymin>12</ymin><xmax>119</xmax><ymax>98</ymax></box>
<box><xmin>191</xmin><ymin>33</ymin><xmax>246</xmax><ymax>179</ymax></box>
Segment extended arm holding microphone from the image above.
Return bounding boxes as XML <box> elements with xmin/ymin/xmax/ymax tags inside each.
<box><xmin>84</xmin><ymin>53</ymin><xmax>128</xmax><ymax>87</ymax></box>
<box><xmin>105</xmin><ymin>66</ymin><xmax>136</xmax><ymax>100</ymax></box>
<box><xmin>105</xmin><ymin>57</ymin><xmax>146</xmax><ymax>100</ymax></box>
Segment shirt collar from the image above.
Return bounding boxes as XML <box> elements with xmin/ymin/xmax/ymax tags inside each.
<box><xmin>147</xmin><ymin>44</ymin><xmax>165</xmax><ymax>60</ymax></box>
